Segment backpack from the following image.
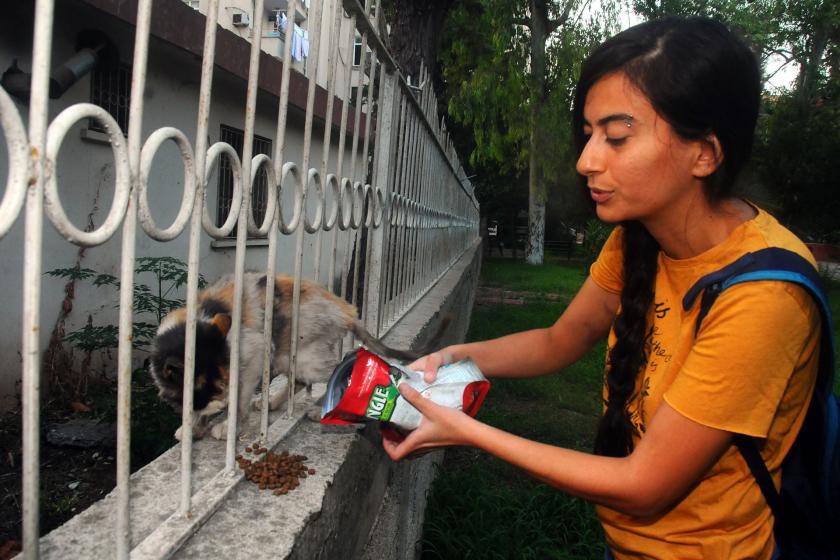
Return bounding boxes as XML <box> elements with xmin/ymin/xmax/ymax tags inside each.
<box><xmin>683</xmin><ymin>247</ymin><xmax>840</xmax><ymax>560</ymax></box>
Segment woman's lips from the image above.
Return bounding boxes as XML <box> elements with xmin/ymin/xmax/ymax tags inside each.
<box><xmin>589</xmin><ymin>188</ymin><xmax>613</xmax><ymax>203</ymax></box>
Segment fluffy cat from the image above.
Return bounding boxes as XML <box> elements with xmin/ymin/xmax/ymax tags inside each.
<box><xmin>149</xmin><ymin>272</ymin><xmax>428</xmax><ymax>440</ymax></box>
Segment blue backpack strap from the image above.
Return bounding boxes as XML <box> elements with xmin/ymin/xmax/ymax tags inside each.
<box><xmin>683</xmin><ymin>247</ymin><xmax>838</xmax><ymax>526</ymax></box>
<box><xmin>683</xmin><ymin>248</ymin><xmax>835</xmax><ymax>392</ymax></box>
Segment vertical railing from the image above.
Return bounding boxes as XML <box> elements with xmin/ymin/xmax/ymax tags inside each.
<box><xmin>20</xmin><ymin>1</ymin><xmax>53</xmax><ymax>556</ymax></box>
<box><xmin>1</xmin><ymin>0</ymin><xmax>479</xmax><ymax>557</ymax></box>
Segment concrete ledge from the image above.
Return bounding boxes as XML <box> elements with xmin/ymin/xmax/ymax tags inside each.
<box><xmin>32</xmin><ymin>240</ymin><xmax>482</xmax><ymax>559</ymax></box>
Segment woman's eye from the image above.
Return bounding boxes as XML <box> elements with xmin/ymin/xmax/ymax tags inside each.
<box><xmin>606</xmin><ymin>137</ymin><xmax>627</xmax><ymax>146</ymax></box>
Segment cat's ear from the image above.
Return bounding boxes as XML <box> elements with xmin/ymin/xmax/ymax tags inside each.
<box><xmin>211</xmin><ymin>313</ymin><xmax>232</xmax><ymax>337</ymax></box>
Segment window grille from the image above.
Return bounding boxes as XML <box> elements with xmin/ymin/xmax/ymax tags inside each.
<box><xmin>353</xmin><ymin>33</ymin><xmax>362</xmax><ymax>66</ymax></box>
<box><xmin>89</xmin><ymin>62</ymin><xmax>131</xmax><ymax>133</ymax></box>
<box><xmin>216</xmin><ymin>125</ymin><xmax>272</xmax><ymax>235</ymax></box>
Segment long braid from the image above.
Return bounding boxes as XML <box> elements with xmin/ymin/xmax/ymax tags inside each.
<box><xmin>594</xmin><ymin>222</ymin><xmax>660</xmax><ymax>457</ymax></box>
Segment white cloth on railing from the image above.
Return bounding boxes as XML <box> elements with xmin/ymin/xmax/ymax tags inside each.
<box><xmin>292</xmin><ymin>25</ymin><xmax>307</xmax><ymax>61</ymax></box>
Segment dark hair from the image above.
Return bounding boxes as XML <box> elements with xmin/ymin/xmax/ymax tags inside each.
<box><xmin>572</xmin><ymin>17</ymin><xmax>761</xmax><ymax>457</ymax></box>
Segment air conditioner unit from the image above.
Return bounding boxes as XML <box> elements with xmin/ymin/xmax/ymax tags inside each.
<box><xmin>232</xmin><ymin>12</ymin><xmax>250</xmax><ymax>27</ymax></box>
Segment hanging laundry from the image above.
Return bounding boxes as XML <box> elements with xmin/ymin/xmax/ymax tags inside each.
<box><xmin>292</xmin><ymin>24</ymin><xmax>305</xmax><ymax>61</ymax></box>
<box><xmin>278</xmin><ymin>12</ymin><xmax>287</xmax><ymax>34</ymax></box>
<box><xmin>301</xmin><ymin>29</ymin><xmax>309</xmax><ymax>58</ymax></box>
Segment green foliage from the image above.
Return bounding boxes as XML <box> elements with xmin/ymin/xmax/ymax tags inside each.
<box><xmin>439</xmin><ymin>0</ymin><xmax>616</xmax><ymax>228</ymax></box>
<box><xmin>63</xmin><ymin>323</ymin><xmax>119</xmax><ymax>353</ymax></box>
<box><xmin>46</xmin><ymin>257</ymin><xmax>206</xmax><ymax>354</ymax></box>
<box><xmin>823</xmin><ymin>273</ymin><xmax>840</xmax><ymax>395</ymax></box>
<box><xmin>582</xmin><ymin>219</ymin><xmax>613</xmax><ymax>269</ymax></box>
<box><xmin>755</xmin><ymin>82</ymin><xmax>840</xmax><ymax>239</ymax></box>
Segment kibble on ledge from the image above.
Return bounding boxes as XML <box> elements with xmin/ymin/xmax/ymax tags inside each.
<box><xmin>236</xmin><ymin>444</ymin><xmax>316</xmax><ymax>496</ymax></box>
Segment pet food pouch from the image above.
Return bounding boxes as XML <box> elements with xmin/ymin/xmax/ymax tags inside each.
<box><xmin>320</xmin><ymin>348</ymin><xmax>490</xmax><ymax>433</ymax></box>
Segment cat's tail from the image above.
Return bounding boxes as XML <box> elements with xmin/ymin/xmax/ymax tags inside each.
<box><xmin>349</xmin><ymin>314</ymin><xmax>453</xmax><ymax>364</ymax></box>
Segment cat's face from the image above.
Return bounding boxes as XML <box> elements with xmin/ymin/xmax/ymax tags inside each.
<box><xmin>149</xmin><ymin>314</ymin><xmax>231</xmax><ymax>417</ymax></box>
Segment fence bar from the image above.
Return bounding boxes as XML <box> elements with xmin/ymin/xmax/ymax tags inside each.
<box><xmin>258</xmin><ymin>0</ymin><xmax>297</xmax><ymax>438</ymax></box>
<box><xmin>312</xmin><ymin>2</ymin><xmax>344</xmax><ymax>286</ymax></box>
<box><xmin>365</xmin><ymin>68</ymin><xmax>397</xmax><ymax>334</ymax></box>
<box><xmin>385</xmin><ymin>92</ymin><xmax>409</xmax><ymax>327</ymax></box>
<box><xmin>225</xmin><ymin>0</ymin><xmax>266</xmax><ymax>467</ymax></box>
<box><xmin>342</xmin><ymin>0</ymin><xmax>370</xmax><ymax>313</ymax></box>
<box><xmin>21</xmin><ymin>0</ymin><xmax>54</xmax><ymax>556</ymax></box>
<box><xmin>180</xmin><ymin>0</ymin><xmax>222</xmax><ymax>515</ymax></box>
<box><xmin>288</xmin><ymin>0</ymin><xmax>324</xmax><ymax>415</ymax></box>
<box><xmin>115</xmin><ymin>0</ymin><xmax>154</xmax><ymax>554</ymax></box>
<box><xmin>352</xmin><ymin>52</ymin><xmax>379</xmax><ymax>315</ymax></box>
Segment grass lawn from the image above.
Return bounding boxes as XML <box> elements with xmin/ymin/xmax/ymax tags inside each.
<box><xmin>421</xmin><ymin>255</ymin><xmax>840</xmax><ymax>560</ymax></box>
<box><xmin>422</xmin><ymin>256</ymin><xmax>605</xmax><ymax>560</ymax></box>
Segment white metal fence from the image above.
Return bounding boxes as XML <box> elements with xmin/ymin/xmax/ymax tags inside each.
<box><xmin>0</xmin><ymin>0</ymin><xmax>479</xmax><ymax>557</ymax></box>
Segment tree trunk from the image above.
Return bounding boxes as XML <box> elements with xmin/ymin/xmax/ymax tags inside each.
<box><xmin>386</xmin><ymin>0</ymin><xmax>454</xmax><ymax>82</ymax></box>
<box><xmin>525</xmin><ymin>0</ymin><xmax>549</xmax><ymax>265</ymax></box>
<box><xmin>796</xmin><ymin>25</ymin><xmax>829</xmax><ymax>103</ymax></box>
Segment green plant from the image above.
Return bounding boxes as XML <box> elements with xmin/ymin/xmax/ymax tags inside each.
<box><xmin>582</xmin><ymin>218</ymin><xmax>612</xmax><ymax>269</ymax></box>
<box><xmin>46</xmin><ymin>257</ymin><xmax>206</xmax><ymax>353</ymax></box>
<box><xmin>45</xmin><ymin>492</ymin><xmax>80</xmax><ymax>517</ymax></box>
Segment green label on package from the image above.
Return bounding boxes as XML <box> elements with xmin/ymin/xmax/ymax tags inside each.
<box><xmin>365</xmin><ymin>384</ymin><xmax>399</xmax><ymax>421</ymax></box>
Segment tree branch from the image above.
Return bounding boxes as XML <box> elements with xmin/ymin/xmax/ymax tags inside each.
<box><xmin>764</xmin><ymin>59</ymin><xmax>796</xmax><ymax>84</ymax></box>
<box><xmin>548</xmin><ymin>0</ymin><xmax>574</xmax><ymax>34</ymax></box>
<box><xmin>513</xmin><ymin>17</ymin><xmax>531</xmax><ymax>28</ymax></box>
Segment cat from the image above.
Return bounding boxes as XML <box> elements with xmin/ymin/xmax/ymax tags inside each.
<box><xmin>149</xmin><ymin>272</ymin><xmax>435</xmax><ymax>440</ymax></box>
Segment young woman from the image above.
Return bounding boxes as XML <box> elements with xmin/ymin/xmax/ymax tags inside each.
<box><xmin>384</xmin><ymin>17</ymin><xmax>821</xmax><ymax>559</ymax></box>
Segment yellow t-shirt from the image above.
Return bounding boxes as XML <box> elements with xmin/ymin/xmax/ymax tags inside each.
<box><xmin>589</xmin><ymin>206</ymin><xmax>821</xmax><ymax>560</ymax></box>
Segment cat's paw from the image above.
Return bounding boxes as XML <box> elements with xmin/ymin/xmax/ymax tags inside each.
<box><xmin>174</xmin><ymin>425</ymin><xmax>184</xmax><ymax>441</ymax></box>
<box><xmin>305</xmin><ymin>404</ymin><xmax>323</xmax><ymax>422</ymax></box>
<box><xmin>210</xmin><ymin>420</ymin><xmax>228</xmax><ymax>440</ymax></box>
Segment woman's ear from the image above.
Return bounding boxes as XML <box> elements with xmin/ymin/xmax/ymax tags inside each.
<box><xmin>692</xmin><ymin>134</ymin><xmax>724</xmax><ymax>178</ymax></box>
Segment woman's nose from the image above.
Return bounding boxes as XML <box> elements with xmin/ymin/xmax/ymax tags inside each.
<box><xmin>576</xmin><ymin>137</ymin><xmax>603</xmax><ymax>177</ymax></box>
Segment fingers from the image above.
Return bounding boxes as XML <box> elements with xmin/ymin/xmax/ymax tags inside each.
<box><xmin>423</xmin><ymin>351</ymin><xmax>445</xmax><ymax>383</ymax></box>
<box><xmin>397</xmin><ymin>382</ymin><xmax>430</xmax><ymax>410</ymax></box>
<box><xmin>382</xmin><ymin>428</ymin><xmax>425</xmax><ymax>461</ymax></box>
<box><xmin>408</xmin><ymin>350</ymin><xmax>448</xmax><ymax>384</ymax></box>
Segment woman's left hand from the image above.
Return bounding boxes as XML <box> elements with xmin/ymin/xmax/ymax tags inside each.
<box><xmin>382</xmin><ymin>383</ymin><xmax>475</xmax><ymax>461</ymax></box>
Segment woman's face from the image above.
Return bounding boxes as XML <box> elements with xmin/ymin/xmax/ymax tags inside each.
<box><xmin>576</xmin><ymin>72</ymin><xmax>706</xmax><ymax>227</ymax></box>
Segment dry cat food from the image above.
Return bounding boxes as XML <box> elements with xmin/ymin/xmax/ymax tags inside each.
<box><xmin>320</xmin><ymin>348</ymin><xmax>490</xmax><ymax>440</ymax></box>
<box><xmin>236</xmin><ymin>445</ymin><xmax>314</xmax><ymax>496</ymax></box>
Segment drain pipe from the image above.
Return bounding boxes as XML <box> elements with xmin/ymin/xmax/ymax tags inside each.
<box><xmin>2</xmin><ymin>43</ymin><xmax>104</xmax><ymax>101</ymax></box>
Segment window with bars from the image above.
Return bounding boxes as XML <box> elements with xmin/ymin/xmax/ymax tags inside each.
<box><xmin>89</xmin><ymin>62</ymin><xmax>131</xmax><ymax>134</ymax></box>
<box><xmin>353</xmin><ymin>34</ymin><xmax>363</xmax><ymax>66</ymax></box>
<box><xmin>216</xmin><ymin>125</ymin><xmax>272</xmax><ymax>237</ymax></box>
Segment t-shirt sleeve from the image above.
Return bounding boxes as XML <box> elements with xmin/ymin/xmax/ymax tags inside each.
<box><xmin>589</xmin><ymin>226</ymin><xmax>624</xmax><ymax>294</ymax></box>
<box><xmin>664</xmin><ymin>281</ymin><xmax>820</xmax><ymax>438</ymax></box>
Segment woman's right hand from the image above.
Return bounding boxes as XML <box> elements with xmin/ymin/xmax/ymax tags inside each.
<box><xmin>409</xmin><ymin>348</ymin><xmax>453</xmax><ymax>384</ymax></box>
